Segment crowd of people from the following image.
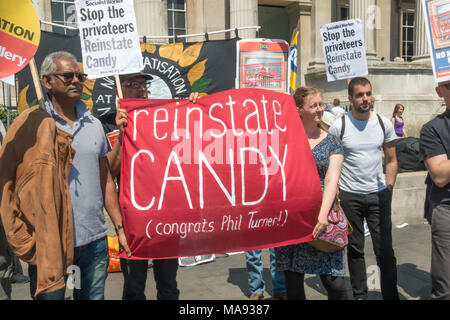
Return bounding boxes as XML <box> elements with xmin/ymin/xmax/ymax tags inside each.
<box><xmin>0</xmin><ymin>51</ymin><xmax>448</xmax><ymax>300</ymax></box>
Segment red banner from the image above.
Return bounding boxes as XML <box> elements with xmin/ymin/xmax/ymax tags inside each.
<box><xmin>118</xmin><ymin>88</ymin><xmax>322</xmax><ymax>259</ymax></box>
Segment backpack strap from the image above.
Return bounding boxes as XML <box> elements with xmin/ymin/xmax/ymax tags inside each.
<box><xmin>340</xmin><ymin>115</ymin><xmax>346</xmax><ymax>141</ymax></box>
<box><xmin>376</xmin><ymin>114</ymin><xmax>386</xmax><ymax>143</ymax></box>
<box><xmin>340</xmin><ymin>114</ymin><xmax>385</xmax><ymax>142</ymax></box>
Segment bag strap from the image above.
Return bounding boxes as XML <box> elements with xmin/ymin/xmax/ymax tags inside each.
<box><xmin>328</xmin><ymin>193</ymin><xmax>342</xmax><ymax>224</ymax></box>
<box><xmin>341</xmin><ymin>114</ymin><xmax>385</xmax><ymax>142</ymax></box>
<box><xmin>333</xmin><ymin>193</ymin><xmax>341</xmax><ymax>211</ymax></box>
<box><xmin>339</xmin><ymin>115</ymin><xmax>346</xmax><ymax>140</ymax></box>
<box><xmin>376</xmin><ymin>114</ymin><xmax>386</xmax><ymax>143</ymax></box>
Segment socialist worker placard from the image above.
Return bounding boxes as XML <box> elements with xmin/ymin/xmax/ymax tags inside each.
<box><xmin>74</xmin><ymin>0</ymin><xmax>143</xmax><ymax>78</ymax></box>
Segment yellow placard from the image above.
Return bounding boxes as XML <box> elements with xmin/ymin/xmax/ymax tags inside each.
<box><xmin>0</xmin><ymin>0</ymin><xmax>40</xmax><ymax>46</ymax></box>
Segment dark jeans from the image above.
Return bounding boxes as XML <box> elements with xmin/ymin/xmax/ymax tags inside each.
<box><xmin>29</xmin><ymin>236</ymin><xmax>109</xmax><ymax>300</ymax></box>
<box><xmin>340</xmin><ymin>188</ymin><xmax>399</xmax><ymax>300</ymax></box>
<box><xmin>430</xmin><ymin>203</ymin><xmax>450</xmax><ymax>300</ymax></box>
<box><xmin>284</xmin><ymin>270</ymin><xmax>348</xmax><ymax>300</ymax></box>
<box><xmin>28</xmin><ymin>265</ymin><xmax>66</xmax><ymax>300</ymax></box>
<box><xmin>120</xmin><ymin>258</ymin><xmax>179</xmax><ymax>300</ymax></box>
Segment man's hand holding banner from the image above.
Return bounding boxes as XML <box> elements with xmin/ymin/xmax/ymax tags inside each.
<box><xmin>119</xmin><ymin>88</ymin><xmax>322</xmax><ymax>259</ymax></box>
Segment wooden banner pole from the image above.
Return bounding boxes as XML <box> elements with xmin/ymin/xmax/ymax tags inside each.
<box><xmin>115</xmin><ymin>74</ymin><xmax>123</xmax><ymax>99</ymax></box>
<box><xmin>29</xmin><ymin>58</ymin><xmax>45</xmax><ymax>110</ymax></box>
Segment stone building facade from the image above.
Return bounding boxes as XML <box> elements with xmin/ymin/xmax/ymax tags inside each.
<box><xmin>15</xmin><ymin>0</ymin><xmax>445</xmax><ymax>135</ymax></box>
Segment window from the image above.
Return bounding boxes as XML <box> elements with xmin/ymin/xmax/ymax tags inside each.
<box><xmin>51</xmin><ymin>0</ymin><xmax>77</xmax><ymax>36</ymax></box>
<box><xmin>258</xmin><ymin>5</ymin><xmax>290</xmax><ymax>43</ymax></box>
<box><xmin>401</xmin><ymin>10</ymin><xmax>415</xmax><ymax>62</ymax></box>
<box><xmin>168</xmin><ymin>0</ymin><xmax>186</xmax><ymax>42</ymax></box>
<box><xmin>340</xmin><ymin>7</ymin><xmax>349</xmax><ymax>21</ymax></box>
<box><xmin>335</xmin><ymin>0</ymin><xmax>349</xmax><ymax>21</ymax></box>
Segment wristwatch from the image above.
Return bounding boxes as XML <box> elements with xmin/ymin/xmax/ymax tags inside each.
<box><xmin>114</xmin><ymin>224</ymin><xmax>124</xmax><ymax>233</ymax></box>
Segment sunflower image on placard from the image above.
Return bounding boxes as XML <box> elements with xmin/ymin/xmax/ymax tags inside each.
<box><xmin>80</xmin><ymin>77</ymin><xmax>96</xmax><ymax>111</ymax></box>
<box><xmin>159</xmin><ymin>42</ymin><xmax>211</xmax><ymax>96</ymax></box>
<box><xmin>141</xmin><ymin>41</ymin><xmax>211</xmax><ymax>98</ymax></box>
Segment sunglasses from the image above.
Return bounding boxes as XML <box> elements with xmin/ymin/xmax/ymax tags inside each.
<box><xmin>52</xmin><ymin>72</ymin><xmax>88</xmax><ymax>83</ymax></box>
<box><xmin>121</xmin><ymin>81</ymin><xmax>149</xmax><ymax>89</ymax></box>
<box><xmin>441</xmin><ymin>83</ymin><xmax>450</xmax><ymax>90</ymax></box>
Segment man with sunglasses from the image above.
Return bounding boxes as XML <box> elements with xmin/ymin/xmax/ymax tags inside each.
<box><xmin>420</xmin><ymin>81</ymin><xmax>450</xmax><ymax>300</ymax></box>
<box><xmin>106</xmin><ymin>73</ymin><xmax>198</xmax><ymax>300</ymax></box>
<box><xmin>36</xmin><ymin>51</ymin><xmax>130</xmax><ymax>300</ymax></box>
<box><xmin>329</xmin><ymin>77</ymin><xmax>399</xmax><ymax>300</ymax></box>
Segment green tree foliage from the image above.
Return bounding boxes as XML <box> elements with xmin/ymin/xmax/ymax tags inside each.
<box><xmin>0</xmin><ymin>105</ymin><xmax>18</xmax><ymax>129</ymax></box>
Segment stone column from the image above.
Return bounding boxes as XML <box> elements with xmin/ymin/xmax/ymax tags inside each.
<box><xmin>308</xmin><ymin>0</ymin><xmax>331</xmax><ymax>68</ymax></box>
<box><xmin>31</xmin><ymin>0</ymin><xmax>51</xmax><ymax>21</ymax></box>
<box><xmin>187</xmin><ymin>0</ymin><xmax>226</xmax><ymax>41</ymax></box>
<box><xmin>412</xmin><ymin>0</ymin><xmax>430</xmax><ymax>63</ymax></box>
<box><xmin>349</xmin><ymin>0</ymin><xmax>378</xmax><ymax>60</ymax></box>
<box><xmin>134</xmin><ymin>0</ymin><xmax>168</xmax><ymax>44</ymax></box>
<box><xmin>229</xmin><ymin>0</ymin><xmax>258</xmax><ymax>39</ymax></box>
<box><xmin>186</xmin><ymin>0</ymin><xmax>206</xmax><ymax>42</ymax></box>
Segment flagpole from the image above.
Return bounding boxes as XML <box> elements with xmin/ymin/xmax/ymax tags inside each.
<box><xmin>29</xmin><ymin>58</ymin><xmax>45</xmax><ymax>110</ymax></box>
<box><xmin>115</xmin><ymin>75</ymin><xmax>123</xmax><ymax>99</ymax></box>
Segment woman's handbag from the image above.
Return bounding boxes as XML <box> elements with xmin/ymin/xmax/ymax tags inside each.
<box><xmin>308</xmin><ymin>196</ymin><xmax>353</xmax><ymax>253</ymax></box>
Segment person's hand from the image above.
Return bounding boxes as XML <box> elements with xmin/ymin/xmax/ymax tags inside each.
<box><xmin>189</xmin><ymin>92</ymin><xmax>200</xmax><ymax>103</ymax></box>
<box><xmin>115</xmin><ymin>106</ymin><xmax>128</xmax><ymax>134</ymax></box>
<box><xmin>117</xmin><ymin>229</ymin><xmax>131</xmax><ymax>257</ymax></box>
<box><xmin>312</xmin><ymin>214</ymin><xmax>329</xmax><ymax>239</ymax></box>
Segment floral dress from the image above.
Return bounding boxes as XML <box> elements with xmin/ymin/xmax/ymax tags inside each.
<box><xmin>275</xmin><ymin>134</ymin><xmax>346</xmax><ymax>276</ymax></box>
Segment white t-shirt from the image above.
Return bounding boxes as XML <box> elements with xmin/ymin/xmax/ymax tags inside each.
<box><xmin>329</xmin><ymin>112</ymin><xmax>397</xmax><ymax>194</ymax></box>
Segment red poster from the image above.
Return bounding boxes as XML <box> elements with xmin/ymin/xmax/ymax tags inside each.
<box><xmin>119</xmin><ymin>88</ymin><xmax>322</xmax><ymax>259</ymax></box>
<box><xmin>106</xmin><ymin>130</ymin><xmax>120</xmax><ymax>149</ymax></box>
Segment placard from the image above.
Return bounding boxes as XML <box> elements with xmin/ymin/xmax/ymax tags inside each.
<box><xmin>320</xmin><ymin>19</ymin><xmax>368</xmax><ymax>82</ymax></box>
<box><xmin>1</xmin><ymin>74</ymin><xmax>15</xmax><ymax>85</ymax></box>
<box><xmin>0</xmin><ymin>0</ymin><xmax>40</xmax><ymax>78</ymax></box>
<box><xmin>422</xmin><ymin>0</ymin><xmax>450</xmax><ymax>82</ymax></box>
<box><xmin>74</xmin><ymin>0</ymin><xmax>143</xmax><ymax>78</ymax></box>
<box><xmin>236</xmin><ymin>39</ymin><xmax>290</xmax><ymax>94</ymax></box>
<box><xmin>118</xmin><ymin>88</ymin><xmax>322</xmax><ymax>259</ymax></box>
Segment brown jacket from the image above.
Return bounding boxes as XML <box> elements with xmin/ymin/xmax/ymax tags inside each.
<box><xmin>0</xmin><ymin>106</ymin><xmax>74</xmax><ymax>296</ymax></box>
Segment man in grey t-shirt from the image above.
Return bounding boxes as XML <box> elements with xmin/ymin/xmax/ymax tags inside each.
<box><xmin>30</xmin><ymin>51</ymin><xmax>131</xmax><ymax>300</ymax></box>
<box><xmin>329</xmin><ymin>77</ymin><xmax>399</xmax><ymax>300</ymax></box>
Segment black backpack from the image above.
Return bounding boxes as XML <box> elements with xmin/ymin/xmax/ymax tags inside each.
<box><xmin>395</xmin><ymin>137</ymin><xmax>426</xmax><ymax>173</ymax></box>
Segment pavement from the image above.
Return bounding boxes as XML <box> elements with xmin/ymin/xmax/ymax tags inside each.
<box><xmin>10</xmin><ymin>221</ymin><xmax>433</xmax><ymax>300</ymax></box>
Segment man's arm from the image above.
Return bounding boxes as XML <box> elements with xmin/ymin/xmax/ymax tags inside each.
<box><xmin>107</xmin><ymin>134</ymin><xmax>122</xmax><ymax>179</ymax></box>
<box><xmin>99</xmin><ymin>156</ymin><xmax>131</xmax><ymax>256</ymax></box>
<box><xmin>424</xmin><ymin>154</ymin><xmax>450</xmax><ymax>188</ymax></box>
<box><xmin>383</xmin><ymin>140</ymin><xmax>398</xmax><ymax>191</ymax></box>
